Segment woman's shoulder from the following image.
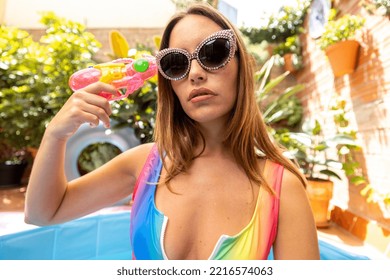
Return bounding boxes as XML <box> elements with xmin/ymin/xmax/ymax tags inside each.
<box><xmin>273</xmin><ymin>163</ymin><xmax>319</xmax><ymax>259</ymax></box>
<box><xmin>278</xmin><ymin>165</ymin><xmax>311</xmax><ymax>219</ymax></box>
<box><xmin>129</xmin><ymin>142</ymin><xmax>156</xmax><ymax>154</ymax></box>
<box><xmin>281</xmin><ymin>167</ymin><xmax>306</xmax><ymax>193</ymax></box>
<box><xmin>264</xmin><ymin>159</ymin><xmax>306</xmax><ymax>192</ymax></box>
<box><xmin>122</xmin><ymin>142</ymin><xmax>156</xmax><ymax>162</ymax></box>
<box><xmin>112</xmin><ymin>142</ymin><xmax>156</xmax><ymax>174</ymax></box>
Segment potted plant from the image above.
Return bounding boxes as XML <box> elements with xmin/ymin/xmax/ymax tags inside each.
<box><xmin>273</xmin><ymin>35</ymin><xmax>303</xmax><ymax>72</ymax></box>
<box><xmin>0</xmin><ymin>26</ymin><xmax>41</xmax><ymax>187</ymax></box>
<box><xmin>318</xmin><ymin>10</ymin><xmax>365</xmax><ymax>77</ymax></box>
<box><xmin>280</xmin><ymin>118</ymin><xmax>360</xmax><ymax>227</ymax></box>
<box><xmin>0</xmin><ymin>14</ymin><xmax>101</xmax><ymax>186</ymax></box>
<box><xmin>255</xmin><ymin>55</ymin><xmax>304</xmax><ymax>129</ymax></box>
<box><xmin>0</xmin><ymin>140</ymin><xmax>32</xmax><ymax>187</ymax></box>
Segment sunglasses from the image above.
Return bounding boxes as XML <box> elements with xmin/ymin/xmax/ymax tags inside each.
<box><xmin>156</xmin><ymin>29</ymin><xmax>237</xmax><ymax>81</ymax></box>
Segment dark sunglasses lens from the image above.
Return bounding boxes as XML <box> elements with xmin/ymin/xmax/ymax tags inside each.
<box><xmin>199</xmin><ymin>38</ymin><xmax>230</xmax><ymax>68</ymax></box>
<box><xmin>160</xmin><ymin>52</ymin><xmax>189</xmax><ymax>79</ymax></box>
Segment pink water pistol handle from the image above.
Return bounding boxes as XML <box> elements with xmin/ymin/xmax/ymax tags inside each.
<box><xmin>68</xmin><ymin>55</ymin><xmax>157</xmax><ymax>101</ymax></box>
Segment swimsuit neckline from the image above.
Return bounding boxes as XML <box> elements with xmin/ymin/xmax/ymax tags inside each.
<box><xmin>151</xmin><ymin>157</ymin><xmax>269</xmax><ymax>260</ymax></box>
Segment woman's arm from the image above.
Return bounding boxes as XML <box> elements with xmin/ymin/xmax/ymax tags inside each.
<box><xmin>273</xmin><ymin>169</ymin><xmax>320</xmax><ymax>260</ymax></box>
<box><xmin>24</xmin><ymin>82</ymin><xmax>151</xmax><ymax>225</ymax></box>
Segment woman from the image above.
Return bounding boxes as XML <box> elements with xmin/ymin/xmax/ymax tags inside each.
<box><xmin>25</xmin><ymin>3</ymin><xmax>319</xmax><ymax>260</ymax></box>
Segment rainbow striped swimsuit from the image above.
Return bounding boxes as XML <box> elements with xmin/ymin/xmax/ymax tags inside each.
<box><xmin>129</xmin><ymin>145</ymin><xmax>283</xmax><ymax>260</ymax></box>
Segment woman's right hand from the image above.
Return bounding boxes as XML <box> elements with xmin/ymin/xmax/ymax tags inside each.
<box><xmin>25</xmin><ymin>81</ymin><xmax>133</xmax><ymax>226</ymax></box>
<box><xmin>46</xmin><ymin>81</ymin><xmax>119</xmax><ymax>141</ymax></box>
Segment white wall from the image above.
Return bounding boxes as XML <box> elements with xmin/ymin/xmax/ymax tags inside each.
<box><xmin>2</xmin><ymin>0</ymin><xmax>176</xmax><ymax>28</ymax></box>
<box><xmin>1</xmin><ymin>0</ymin><xmax>298</xmax><ymax>29</ymax></box>
<box><xmin>224</xmin><ymin>0</ymin><xmax>298</xmax><ymax>27</ymax></box>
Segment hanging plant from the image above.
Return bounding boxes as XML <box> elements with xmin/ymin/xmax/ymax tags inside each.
<box><xmin>317</xmin><ymin>10</ymin><xmax>365</xmax><ymax>77</ymax></box>
<box><xmin>318</xmin><ymin>12</ymin><xmax>366</xmax><ymax>51</ymax></box>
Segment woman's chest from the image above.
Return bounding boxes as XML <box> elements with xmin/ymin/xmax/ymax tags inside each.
<box><xmin>154</xmin><ymin>163</ymin><xmax>259</xmax><ymax>259</ymax></box>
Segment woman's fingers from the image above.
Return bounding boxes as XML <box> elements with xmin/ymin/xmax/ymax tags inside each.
<box><xmin>72</xmin><ymin>91</ymin><xmax>111</xmax><ymax>116</ymax></box>
<box><xmin>47</xmin><ymin>82</ymin><xmax>118</xmax><ymax>140</ymax></box>
<box><xmin>76</xmin><ymin>99</ymin><xmax>112</xmax><ymax>128</ymax></box>
<box><xmin>72</xmin><ymin>82</ymin><xmax>118</xmax><ymax>126</ymax></box>
<box><xmin>82</xmin><ymin>81</ymin><xmax>120</xmax><ymax>98</ymax></box>
<box><xmin>81</xmin><ymin>111</ymin><xmax>100</xmax><ymax>128</ymax></box>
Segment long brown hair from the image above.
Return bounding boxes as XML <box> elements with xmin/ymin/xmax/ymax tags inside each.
<box><xmin>154</xmin><ymin>3</ymin><xmax>306</xmax><ymax>192</ymax></box>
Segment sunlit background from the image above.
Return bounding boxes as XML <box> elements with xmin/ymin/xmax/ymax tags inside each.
<box><xmin>0</xmin><ymin>0</ymin><xmax>296</xmax><ymax>28</ymax></box>
<box><xmin>1</xmin><ymin>0</ymin><xmax>390</xmax><ymax>261</ymax></box>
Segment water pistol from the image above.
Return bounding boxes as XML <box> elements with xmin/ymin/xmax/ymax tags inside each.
<box><xmin>68</xmin><ymin>56</ymin><xmax>157</xmax><ymax>101</ymax></box>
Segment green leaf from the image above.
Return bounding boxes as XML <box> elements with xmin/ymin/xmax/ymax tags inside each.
<box><xmin>320</xmin><ymin>169</ymin><xmax>342</xmax><ymax>180</ymax></box>
<box><xmin>278</xmin><ymin>84</ymin><xmax>305</xmax><ymax>101</ymax></box>
<box><xmin>324</xmin><ymin>134</ymin><xmax>360</xmax><ymax>148</ymax></box>
<box><xmin>287</xmin><ymin>132</ymin><xmax>312</xmax><ymax>146</ymax></box>
<box><xmin>314</xmin><ymin>143</ymin><xmax>328</xmax><ymax>151</ymax></box>
<box><xmin>350</xmin><ymin>176</ymin><xmax>367</xmax><ymax>186</ymax></box>
<box><xmin>261</xmin><ymin>71</ymin><xmax>290</xmax><ymax>97</ymax></box>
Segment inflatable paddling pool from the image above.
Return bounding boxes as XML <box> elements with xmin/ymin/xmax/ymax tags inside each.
<box><xmin>0</xmin><ymin>211</ymin><xmax>370</xmax><ymax>260</ymax></box>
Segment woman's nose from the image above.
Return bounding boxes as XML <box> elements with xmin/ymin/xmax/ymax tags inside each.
<box><xmin>188</xmin><ymin>59</ymin><xmax>207</xmax><ymax>83</ymax></box>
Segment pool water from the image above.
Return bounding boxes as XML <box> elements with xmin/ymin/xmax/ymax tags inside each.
<box><xmin>0</xmin><ymin>211</ymin><xmax>370</xmax><ymax>260</ymax></box>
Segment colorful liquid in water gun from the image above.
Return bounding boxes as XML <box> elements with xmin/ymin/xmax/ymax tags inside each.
<box><xmin>69</xmin><ymin>56</ymin><xmax>157</xmax><ymax>101</ymax></box>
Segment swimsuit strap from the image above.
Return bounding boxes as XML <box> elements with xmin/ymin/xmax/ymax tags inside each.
<box><xmin>132</xmin><ymin>144</ymin><xmax>159</xmax><ymax>201</ymax></box>
<box><xmin>264</xmin><ymin>160</ymin><xmax>284</xmax><ymax>253</ymax></box>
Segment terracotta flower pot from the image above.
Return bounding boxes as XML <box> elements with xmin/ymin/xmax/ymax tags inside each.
<box><xmin>325</xmin><ymin>40</ymin><xmax>360</xmax><ymax>77</ymax></box>
<box><xmin>283</xmin><ymin>53</ymin><xmax>296</xmax><ymax>73</ymax></box>
<box><xmin>306</xmin><ymin>179</ymin><xmax>334</xmax><ymax>228</ymax></box>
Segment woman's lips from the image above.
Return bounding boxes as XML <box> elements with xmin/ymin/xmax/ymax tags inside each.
<box><xmin>188</xmin><ymin>88</ymin><xmax>217</xmax><ymax>103</ymax></box>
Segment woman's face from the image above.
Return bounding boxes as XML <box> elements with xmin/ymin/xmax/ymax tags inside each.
<box><xmin>167</xmin><ymin>15</ymin><xmax>239</xmax><ymax>126</ymax></box>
